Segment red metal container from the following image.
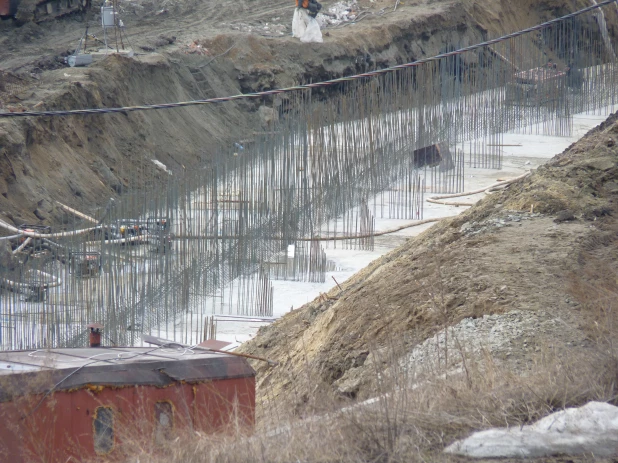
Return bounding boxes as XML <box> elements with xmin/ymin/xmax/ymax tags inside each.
<box><xmin>0</xmin><ymin>0</ymin><xmax>11</xmax><ymax>17</ymax></box>
<box><xmin>0</xmin><ymin>347</ymin><xmax>256</xmax><ymax>462</ymax></box>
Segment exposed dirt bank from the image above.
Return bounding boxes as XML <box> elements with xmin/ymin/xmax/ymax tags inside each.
<box><xmin>1</xmin><ymin>0</ymin><xmax>612</xmax><ymax>225</ymax></box>
<box><xmin>241</xmin><ymin>112</ymin><xmax>618</xmax><ymax>414</ymax></box>
<box><xmin>1</xmin><ymin>1</ymin><xmax>617</xmax><ymax>460</ymax></box>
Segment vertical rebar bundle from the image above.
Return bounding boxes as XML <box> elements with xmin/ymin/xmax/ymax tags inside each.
<box><xmin>1</xmin><ymin>6</ymin><xmax>617</xmax><ymax>349</ymax></box>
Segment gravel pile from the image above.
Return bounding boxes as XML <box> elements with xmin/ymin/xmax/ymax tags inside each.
<box><xmin>402</xmin><ymin>309</ymin><xmax>574</xmax><ymax>373</ymax></box>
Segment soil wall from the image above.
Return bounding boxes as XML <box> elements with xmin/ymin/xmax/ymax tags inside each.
<box><xmin>1</xmin><ymin>0</ymin><xmax>611</xmax><ymax>225</ymax></box>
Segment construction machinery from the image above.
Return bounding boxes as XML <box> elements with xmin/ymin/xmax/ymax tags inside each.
<box><xmin>1</xmin><ymin>268</ymin><xmax>62</xmax><ymax>302</ymax></box>
<box><xmin>0</xmin><ymin>0</ymin><xmax>90</xmax><ymax>22</ymax></box>
<box><xmin>147</xmin><ymin>217</ymin><xmax>170</xmax><ymax>232</ymax></box>
<box><xmin>11</xmin><ymin>224</ymin><xmax>70</xmax><ymax>265</ymax></box>
<box><xmin>117</xmin><ymin>219</ymin><xmax>147</xmax><ymax>238</ymax></box>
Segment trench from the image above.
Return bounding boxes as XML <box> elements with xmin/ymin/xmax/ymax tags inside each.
<box><xmin>1</xmin><ymin>0</ymin><xmax>618</xmax><ymax>350</ymax></box>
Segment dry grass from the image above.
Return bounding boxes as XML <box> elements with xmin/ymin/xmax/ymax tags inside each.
<box><xmin>0</xmin><ymin>365</ymin><xmax>66</xmax><ymax>462</ymax></box>
<box><xmin>569</xmin><ymin>255</ymin><xmax>618</xmax><ymax>357</ymax></box>
<box><xmin>3</xmin><ymin>255</ymin><xmax>616</xmax><ymax>462</ymax></box>
<box><xmin>125</xmin><ymin>348</ymin><xmax>614</xmax><ymax>463</ymax></box>
<box><xmin>122</xmin><ymin>256</ymin><xmax>618</xmax><ymax>463</ymax></box>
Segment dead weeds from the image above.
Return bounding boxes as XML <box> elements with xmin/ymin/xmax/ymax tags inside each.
<box><xmin>132</xmin><ymin>333</ymin><xmax>617</xmax><ymax>463</ymax></box>
<box><xmin>128</xmin><ymin>252</ymin><xmax>618</xmax><ymax>462</ymax></box>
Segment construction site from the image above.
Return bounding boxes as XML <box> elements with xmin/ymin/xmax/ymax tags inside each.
<box><xmin>1</xmin><ymin>0</ymin><xmax>618</xmax><ymax>461</ymax></box>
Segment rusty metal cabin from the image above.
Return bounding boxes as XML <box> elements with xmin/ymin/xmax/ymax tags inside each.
<box><xmin>0</xmin><ymin>347</ymin><xmax>256</xmax><ymax>462</ymax></box>
<box><xmin>0</xmin><ymin>0</ymin><xmax>16</xmax><ymax>17</ymax></box>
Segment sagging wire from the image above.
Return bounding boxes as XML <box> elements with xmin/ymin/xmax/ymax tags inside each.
<box><xmin>0</xmin><ymin>0</ymin><xmax>616</xmax><ymax>119</ymax></box>
<box><xmin>0</xmin><ymin>3</ymin><xmax>613</xmax><ymax>349</ymax></box>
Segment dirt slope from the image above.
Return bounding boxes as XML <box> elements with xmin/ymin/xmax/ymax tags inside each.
<box><xmin>0</xmin><ymin>0</ymin><xmax>611</xmax><ymax>225</ymax></box>
<box><xmin>240</xmin><ymin>113</ymin><xmax>618</xmax><ymax>413</ymax></box>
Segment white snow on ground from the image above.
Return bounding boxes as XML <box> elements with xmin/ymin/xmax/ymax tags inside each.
<box><xmin>445</xmin><ymin>401</ymin><xmax>618</xmax><ymax>458</ymax></box>
<box><xmin>151</xmin><ymin>159</ymin><xmax>172</xmax><ymax>175</ymax></box>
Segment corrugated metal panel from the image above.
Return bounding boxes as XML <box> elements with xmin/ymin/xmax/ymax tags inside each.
<box><xmin>161</xmin><ymin>356</ymin><xmax>253</xmax><ymax>382</ymax></box>
<box><xmin>0</xmin><ymin>353</ymin><xmax>255</xmax><ymax>402</ymax></box>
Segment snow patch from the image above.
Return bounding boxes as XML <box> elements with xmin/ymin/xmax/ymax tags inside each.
<box><xmin>445</xmin><ymin>401</ymin><xmax>618</xmax><ymax>458</ymax></box>
<box><xmin>151</xmin><ymin>159</ymin><xmax>172</xmax><ymax>175</ymax></box>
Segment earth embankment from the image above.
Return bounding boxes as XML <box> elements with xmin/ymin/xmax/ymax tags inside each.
<box><xmin>240</xmin><ymin>112</ymin><xmax>618</xmax><ymax>413</ymax></box>
<box><xmin>1</xmin><ymin>0</ymin><xmax>611</xmax><ymax>224</ymax></box>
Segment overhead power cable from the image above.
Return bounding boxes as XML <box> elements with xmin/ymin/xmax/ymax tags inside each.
<box><xmin>0</xmin><ymin>0</ymin><xmax>616</xmax><ymax>119</ymax></box>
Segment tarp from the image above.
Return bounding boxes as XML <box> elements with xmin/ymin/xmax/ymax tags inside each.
<box><xmin>292</xmin><ymin>8</ymin><xmax>323</xmax><ymax>43</ymax></box>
